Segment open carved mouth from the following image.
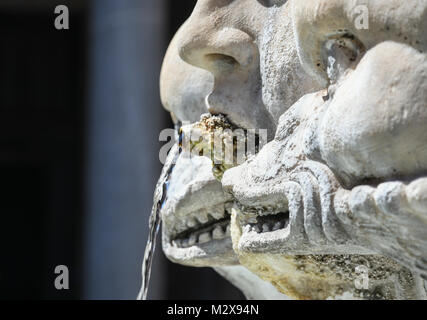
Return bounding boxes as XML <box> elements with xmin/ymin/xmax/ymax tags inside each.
<box><xmin>244</xmin><ymin>211</ymin><xmax>290</xmax><ymax>234</ymax></box>
<box><xmin>233</xmin><ymin>203</ymin><xmax>301</xmax><ymax>255</ymax></box>
<box><xmin>170</xmin><ymin>212</ymin><xmax>231</xmax><ymax>248</ymax></box>
<box><xmin>163</xmin><ymin>206</ymin><xmax>237</xmax><ymax>266</ymax></box>
<box><xmin>163</xmin><ymin>113</ymin><xmax>263</xmax><ymax>265</ymax></box>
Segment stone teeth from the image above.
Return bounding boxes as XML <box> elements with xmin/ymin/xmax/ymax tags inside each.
<box><xmin>247</xmin><ymin>217</ymin><xmax>257</xmax><ymax>224</ymax></box>
<box><xmin>186</xmin><ymin>218</ymin><xmax>197</xmax><ymax>228</ymax></box>
<box><xmin>188</xmin><ymin>234</ymin><xmax>197</xmax><ymax>246</ymax></box>
<box><xmin>225</xmin><ymin>224</ymin><xmax>231</xmax><ymax>236</ymax></box>
<box><xmin>172</xmin><ymin>239</ymin><xmax>181</xmax><ymax>247</ymax></box>
<box><xmin>243</xmin><ymin>225</ymin><xmax>252</xmax><ymax>234</ymax></box>
<box><xmin>210</xmin><ymin>211</ymin><xmax>224</xmax><ymax>220</ymax></box>
<box><xmin>198</xmin><ymin>232</ymin><xmax>211</xmax><ymax>244</ymax></box>
<box><xmin>252</xmin><ymin>225</ymin><xmax>260</xmax><ymax>233</ymax></box>
<box><xmin>272</xmin><ymin>222</ymin><xmax>282</xmax><ymax>231</ymax></box>
<box><xmin>213</xmin><ymin>225</ymin><xmax>225</xmax><ymax>239</ymax></box>
<box><xmin>181</xmin><ymin>239</ymin><xmax>189</xmax><ymax>248</ymax></box>
<box><xmin>262</xmin><ymin>223</ymin><xmax>270</xmax><ymax>233</ymax></box>
<box><xmin>283</xmin><ymin>219</ymin><xmax>289</xmax><ymax>228</ymax></box>
<box><xmin>197</xmin><ymin>214</ymin><xmax>209</xmax><ymax>224</ymax></box>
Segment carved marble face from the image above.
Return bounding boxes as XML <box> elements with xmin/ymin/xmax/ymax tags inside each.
<box><xmin>160</xmin><ymin>0</ymin><xmax>427</xmax><ymax>299</ymax></box>
<box><xmin>222</xmin><ymin>0</ymin><xmax>427</xmax><ymax>299</ymax></box>
<box><xmin>160</xmin><ymin>0</ymin><xmax>318</xmax><ymax>267</ymax></box>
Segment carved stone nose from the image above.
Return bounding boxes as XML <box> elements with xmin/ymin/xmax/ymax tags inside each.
<box><xmin>176</xmin><ymin>20</ymin><xmax>275</xmax><ymax>137</ymax></box>
<box><xmin>178</xmin><ymin>26</ymin><xmax>258</xmax><ymax>77</ymax></box>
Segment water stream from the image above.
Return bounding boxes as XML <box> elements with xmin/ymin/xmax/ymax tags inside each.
<box><xmin>137</xmin><ymin>143</ymin><xmax>181</xmax><ymax>300</ymax></box>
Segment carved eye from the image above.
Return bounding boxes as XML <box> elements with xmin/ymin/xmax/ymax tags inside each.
<box><xmin>321</xmin><ymin>34</ymin><xmax>365</xmax><ymax>84</ymax></box>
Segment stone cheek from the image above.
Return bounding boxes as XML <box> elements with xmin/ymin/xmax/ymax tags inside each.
<box><xmin>318</xmin><ymin>42</ymin><xmax>427</xmax><ymax>188</ymax></box>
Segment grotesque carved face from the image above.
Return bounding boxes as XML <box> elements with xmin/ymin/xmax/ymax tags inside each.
<box><xmin>161</xmin><ymin>0</ymin><xmax>318</xmax><ymax>268</ymax></box>
<box><xmin>222</xmin><ymin>0</ymin><xmax>427</xmax><ymax>299</ymax></box>
<box><xmin>160</xmin><ymin>0</ymin><xmax>427</xmax><ymax>299</ymax></box>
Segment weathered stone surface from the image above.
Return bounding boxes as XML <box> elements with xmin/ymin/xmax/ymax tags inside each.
<box><xmin>158</xmin><ymin>0</ymin><xmax>427</xmax><ymax>299</ymax></box>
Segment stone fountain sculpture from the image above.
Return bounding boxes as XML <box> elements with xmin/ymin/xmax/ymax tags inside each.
<box><xmin>158</xmin><ymin>0</ymin><xmax>427</xmax><ymax>299</ymax></box>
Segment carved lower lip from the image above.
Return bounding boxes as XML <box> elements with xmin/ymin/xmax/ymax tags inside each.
<box><xmin>170</xmin><ymin>215</ymin><xmax>231</xmax><ymax>249</ymax></box>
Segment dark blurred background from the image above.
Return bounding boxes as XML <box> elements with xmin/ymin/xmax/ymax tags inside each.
<box><xmin>0</xmin><ymin>0</ymin><xmax>244</xmax><ymax>300</ymax></box>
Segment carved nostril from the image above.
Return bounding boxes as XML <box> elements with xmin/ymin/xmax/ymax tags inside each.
<box><xmin>204</xmin><ymin>53</ymin><xmax>240</xmax><ymax>75</ymax></box>
<box><xmin>178</xmin><ymin>24</ymin><xmax>257</xmax><ymax>76</ymax></box>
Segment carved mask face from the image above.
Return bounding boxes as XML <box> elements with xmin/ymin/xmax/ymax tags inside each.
<box><xmin>160</xmin><ymin>0</ymin><xmax>319</xmax><ymax>267</ymax></box>
<box><xmin>160</xmin><ymin>0</ymin><xmax>427</xmax><ymax>299</ymax></box>
<box><xmin>222</xmin><ymin>0</ymin><xmax>427</xmax><ymax>299</ymax></box>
